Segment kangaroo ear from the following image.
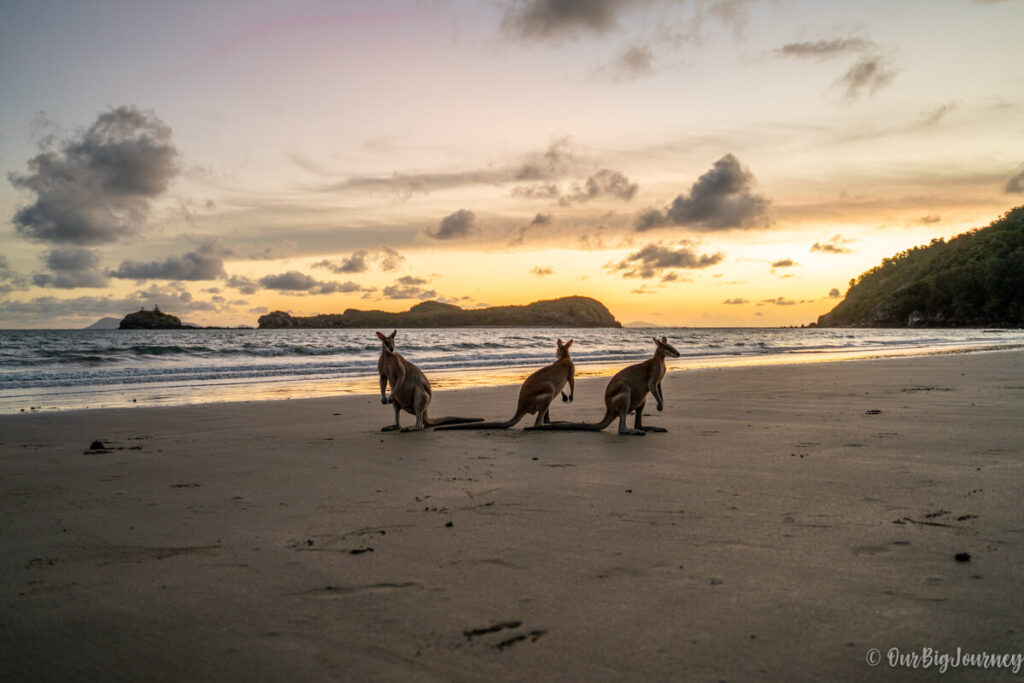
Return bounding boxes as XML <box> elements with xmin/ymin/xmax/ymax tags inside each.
<box><xmin>557</xmin><ymin>338</ymin><xmax>563</xmax><ymax>346</ymax></box>
<box><xmin>376</xmin><ymin>331</ymin><xmax>385</xmax><ymax>340</ymax></box>
<box><xmin>661</xmin><ymin>336</ymin><xmax>668</xmax><ymax>344</ymax></box>
<box><xmin>389</xmin><ymin>330</ymin><xmax>397</xmax><ymax>339</ymax></box>
<box><xmin>565</xmin><ymin>339</ymin><xmax>573</xmax><ymax>348</ymax></box>
<box><xmin>652</xmin><ymin>337</ymin><xmax>659</xmax><ymax>345</ymax></box>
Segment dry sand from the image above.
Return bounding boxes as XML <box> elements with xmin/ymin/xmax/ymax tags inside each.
<box><xmin>2</xmin><ymin>350</ymin><xmax>1023</xmax><ymax>681</ymax></box>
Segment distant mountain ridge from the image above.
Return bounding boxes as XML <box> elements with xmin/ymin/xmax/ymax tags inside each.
<box><xmin>816</xmin><ymin>207</ymin><xmax>1024</xmax><ymax>327</ymax></box>
<box><xmin>258</xmin><ymin>296</ymin><xmax>622</xmax><ymax>329</ymax></box>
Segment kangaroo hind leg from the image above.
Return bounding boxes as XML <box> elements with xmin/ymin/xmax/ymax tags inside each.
<box><xmin>634</xmin><ymin>400</ymin><xmax>666</xmax><ymax>433</ymax></box>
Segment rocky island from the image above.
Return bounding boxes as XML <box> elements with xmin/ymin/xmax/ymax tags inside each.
<box><xmin>258</xmin><ymin>295</ymin><xmax>621</xmax><ymax>329</ymax></box>
<box><xmin>119</xmin><ymin>307</ymin><xmax>183</xmax><ymax>329</ymax></box>
<box><xmin>816</xmin><ymin>206</ymin><xmax>1023</xmax><ymax>327</ymax></box>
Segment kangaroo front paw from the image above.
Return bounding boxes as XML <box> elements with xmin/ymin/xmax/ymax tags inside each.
<box><xmin>656</xmin><ymin>403</ymin><xmax>663</xmax><ymax>412</ymax></box>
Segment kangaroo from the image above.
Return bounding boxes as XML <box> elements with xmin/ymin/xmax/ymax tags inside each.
<box><xmin>526</xmin><ymin>336</ymin><xmax>680</xmax><ymax>436</ymax></box>
<box><xmin>376</xmin><ymin>330</ymin><xmax>483</xmax><ymax>432</ymax></box>
<box><xmin>436</xmin><ymin>339</ymin><xmax>576</xmax><ymax>431</ymax></box>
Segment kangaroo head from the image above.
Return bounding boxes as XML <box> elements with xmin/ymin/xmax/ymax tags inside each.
<box><xmin>376</xmin><ymin>330</ymin><xmax>397</xmax><ymax>354</ymax></box>
<box><xmin>653</xmin><ymin>336</ymin><xmax>681</xmax><ymax>358</ymax></box>
<box><xmin>556</xmin><ymin>338</ymin><xmax>573</xmax><ymax>359</ymax></box>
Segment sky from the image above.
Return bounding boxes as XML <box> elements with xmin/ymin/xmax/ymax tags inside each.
<box><xmin>1</xmin><ymin>0</ymin><xmax>1022</xmax><ymax>329</ymax></box>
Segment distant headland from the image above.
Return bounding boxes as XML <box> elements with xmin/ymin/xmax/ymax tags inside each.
<box><xmin>119</xmin><ymin>307</ymin><xmax>183</xmax><ymax>329</ymax></box>
<box><xmin>258</xmin><ymin>296</ymin><xmax>621</xmax><ymax>329</ymax></box>
<box><xmin>815</xmin><ymin>206</ymin><xmax>1023</xmax><ymax>328</ymax></box>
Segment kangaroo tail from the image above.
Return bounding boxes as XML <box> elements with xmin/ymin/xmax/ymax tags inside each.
<box><xmin>525</xmin><ymin>409</ymin><xmax>616</xmax><ymax>432</ymax></box>
<box><xmin>424</xmin><ymin>416</ymin><xmax>486</xmax><ymax>428</ymax></box>
<box><xmin>434</xmin><ymin>412</ymin><xmax>524</xmax><ymax>431</ymax></box>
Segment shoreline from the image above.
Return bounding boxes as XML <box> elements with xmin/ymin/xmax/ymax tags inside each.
<box><xmin>2</xmin><ymin>349</ymin><xmax>1023</xmax><ymax>680</ymax></box>
<box><xmin>4</xmin><ymin>340</ymin><xmax>1023</xmax><ymax>416</ymax></box>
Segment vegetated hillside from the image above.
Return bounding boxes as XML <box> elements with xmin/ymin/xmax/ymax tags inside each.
<box><xmin>258</xmin><ymin>296</ymin><xmax>622</xmax><ymax>329</ymax></box>
<box><xmin>816</xmin><ymin>207</ymin><xmax>1024</xmax><ymax>327</ymax></box>
<box><xmin>119</xmin><ymin>307</ymin><xmax>183</xmax><ymax>329</ymax></box>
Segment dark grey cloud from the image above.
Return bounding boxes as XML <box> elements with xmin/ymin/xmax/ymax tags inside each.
<box><xmin>382</xmin><ymin>284</ymin><xmax>438</xmax><ymax>300</ymax></box>
<box><xmin>8</xmin><ymin>106</ymin><xmax>178</xmax><ymax>245</ymax></box>
<box><xmin>771</xmin><ymin>38</ymin><xmax>872</xmax><ymax>59</ymax></box>
<box><xmin>771</xmin><ymin>258</ymin><xmax>797</xmax><ymax>269</ymax></box>
<box><xmin>509</xmin><ymin>212</ymin><xmax>553</xmax><ymax>245</ymax></box>
<box><xmin>563</xmin><ymin>169</ymin><xmax>639</xmax><ymax>204</ymax></box>
<box><xmin>501</xmin><ymin>0</ymin><xmax>640</xmax><ymax>42</ymax></box>
<box><xmin>0</xmin><ymin>287</ymin><xmax>228</xmax><ymax>324</ymax></box>
<box><xmin>110</xmin><ymin>245</ymin><xmax>226</xmax><ymax>281</ymax></box>
<box><xmin>225</xmin><ymin>274</ymin><xmax>258</xmax><ymax>295</ymax></box>
<box><xmin>635</xmin><ymin>154</ymin><xmax>771</xmax><ymax>232</ymax></box>
<box><xmin>838</xmin><ymin>56</ymin><xmax>897</xmax><ymax>100</ymax></box>
<box><xmin>596</xmin><ymin>43</ymin><xmax>654</xmax><ymax>81</ymax></box>
<box><xmin>511</xmin><ymin>183</ymin><xmax>561</xmax><ymax>201</ymax></box>
<box><xmin>611</xmin><ymin>242</ymin><xmax>724</xmax><ymax>279</ymax></box>
<box><xmin>810</xmin><ymin>235</ymin><xmax>854</xmax><ymax>254</ymax></box>
<box><xmin>0</xmin><ymin>256</ymin><xmax>31</xmax><ymax>295</ymax></box>
<box><xmin>313</xmin><ymin>250</ymin><xmax>369</xmax><ymax>274</ymax></box>
<box><xmin>32</xmin><ymin>247</ymin><xmax>109</xmax><ymax>289</ymax></box>
<box><xmin>759</xmin><ymin>297</ymin><xmax>796</xmax><ymax>306</ymax></box>
<box><xmin>397</xmin><ymin>275</ymin><xmax>429</xmax><ymax>286</ymax></box>
<box><xmin>428</xmin><ymin>209</ymin><xmax>477</xmax><ymax>240</ymax></box>
<box><xmin>377</xmin><ymin>247</ymin><xmax>405</xmax><ymax>271</ymax></box>
<box><xmin>723</xmin><ymin>298</ymin><xmax>749</xmax><ymax>304</ymax></box>
<box><xmin>258</xmin><ymin>270</ymin><xmax>373</xmax><ymax>295</ymax></box>
<box><xmin>1006</xmin><ymin>168</ymin><xmax>1024</xmax><ymax>194</ymax></box>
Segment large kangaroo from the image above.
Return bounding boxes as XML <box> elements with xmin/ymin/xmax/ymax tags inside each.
<box><xmin>376</xmin><ymin>330</ymin><xmax>482</xmax><ymax>432</ymax></box>
<box><xmin>527</xmin><ymin>336</ymin><xmax>680</xmax><ymax>436</ymax></box>
<box><xmin>436</xmin><ymin>339</ymin><xmax>576</xmax><ymax>431</ymax></box>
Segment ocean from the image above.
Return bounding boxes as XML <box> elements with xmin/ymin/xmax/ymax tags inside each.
<box><xmin>1</xmin><ymin>326</ymin><xmax>1022</xmax><ymax>413</ymax></box>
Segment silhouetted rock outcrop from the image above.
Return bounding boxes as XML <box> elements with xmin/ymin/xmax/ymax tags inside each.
<box><xmin>258</xmin><ymin>296</ymin><xmax>621</xmax><ymax>329</ymax></box>
<box><xmin>119</xmin><ymin>308</ymin><xmax>183</xmax><ymax>329</ymax></box>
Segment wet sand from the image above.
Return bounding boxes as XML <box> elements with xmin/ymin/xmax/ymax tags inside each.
<box><xmin>2</xmin><ymin>350</ymin><xmax>1023</xmax><ymax>681</ymax></box>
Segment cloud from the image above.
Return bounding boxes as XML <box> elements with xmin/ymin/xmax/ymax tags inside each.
<box><xmin>760</xmin><ymin>297</ymin><xmax>796</xmax><ymax>306</ymax></box>
<box><xmin>110</xmin><ymin>245</ymin><xmax>226</xmax><ymax>281</ymax></box>
<box><xmin>428</xmin><ymin>209</ymin><xmax>477</xmax><ymax>240</ymax></box>
<box><xmin>258</xmin><ymin>270</ymin><xmax>372</xmax><ymax>295</ymax></box>
<box><xmin>8</xmin><ymin>106</ymin><xmax>178</xmax><ymax>245</ymax></box>
<box><xmin>500</xmin><ymin>0</ymin><xmax>643</xmax><ymax>42</ymax></box>
<box><xmin>919</xmin><ymin>102</ymin><xmax>957</xmax><ymax>127</ymax></box>
<box><xmin>918</xmin><ymin>215</ymin><xmax>942</xmax><ymax>224</ymax></box>
<box><xmin>0</xmin><ymin>257</ymin><xmax>31</xmax><ymax>295</ymax></box>
<box><xmin>810</xmin><ymin>235</ymin><xmax>855</xmax><ymax>254</ymax></box>
<box><xmin>611</xmin><ymin>242</ymin><xmax>724</xmax><ymax>279</ymax></box>
<box><xmin>837</xmin><ymin>56</ymin><xmax>897</xmax><ymax>100</ymax></box>
<box><xmin>563</xmin><ymin>169</ymin><xmax>639</xmax><ymax>204</ymax></box>
<box><xmin>0</xmin><ymin>286</ymin><xmax>229</xmax><ymax>323</ymax></box>
<box><xmin>313</xmin><ymin>250</ymin><xmax>369</xmax><ymax>274</ymax></box>
<box><xmin>635</xmin><ymin>154</ymin><xmax>771</xmax><ymax>231</ymax></box>
<box><xmin>31</xmin><ymin>247</ymin><xmax>109</xmax><ymax>289</ymax></box>
<box><xmin>246</xmin><ymin>240</ymin><xmax>298</xmax><ymax>260</ymax></box>
<box><xmin>596</xmin><ymin>43</ymin><xmax>654</xmax><ymax>81</ymax></box>
<box><xmin>397</xmin><ymin>275</ymin><xmax>429</xmax><ymax>285</ymax></box>
<box><xmin>1006</xmin><ymin>168</ymin><xmax>1024</xmax><ymax>194</ymax></box>
<box><xmin>722</xmin><ymin>298</ymin><xmax>749</xmax><ymax>304</ymax></box>
<box><xmin>510</xmin><ymin>213</ymin><xmax>553</xmax><ymax>246</ymax></box>
<box><xmin>771</xmin><ymin>258</ymin><xmax>797</xmax><ymax>269</ymax></box>
<box><xmin>531</xmin><ymin>266</ymin><xmax>555</xmax><ymax>276</ymax></box>
<box><xmin>225</xmin><ymin>274</ymin><xmax>258</xmax><ymax>295</ymax></box>
<box><xmin>382</xmin><ymin>284</ymin><xmax>438</xmax><ymax>300</ymax></box>
<box><xmin>377</xmin><ymin>246</ymin><xmax>405</xmax><ymax>271</ymax></box>
<box><xmin>771</xmin><ymin>38</ymin><xmax>872</xmax><ymax>59</ymax></box>
<box><xmin>334</xmin><ymin>138</ymin><xmax>575</xmax><ymax>196</ymax></box>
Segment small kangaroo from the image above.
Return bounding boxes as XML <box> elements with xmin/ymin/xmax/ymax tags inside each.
<box><xmin>376</xmin><ymin>330</ymin><xmax>483</xmax><ymax>432</ymax></box>
<box><xmin>436</xmin><ymin>339</ymin><xmax>576</xmax><ymax>431</ymax></box>
<box><xmin>527</xmin><ymin>336</ymin><xmax>680</xmax><ymax>436</ymax></box>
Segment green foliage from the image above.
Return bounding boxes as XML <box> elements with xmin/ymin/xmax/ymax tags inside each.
<box><xmin>818</xmin><ymin>207</ymin><xmax>1024</xmax><ymax>327</ymax></box>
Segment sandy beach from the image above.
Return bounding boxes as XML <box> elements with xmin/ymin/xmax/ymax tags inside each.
<box><xmin>2</xmin><ymin>350</ymin><xmax>1023</xmax><ymax>681</ymax></box>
